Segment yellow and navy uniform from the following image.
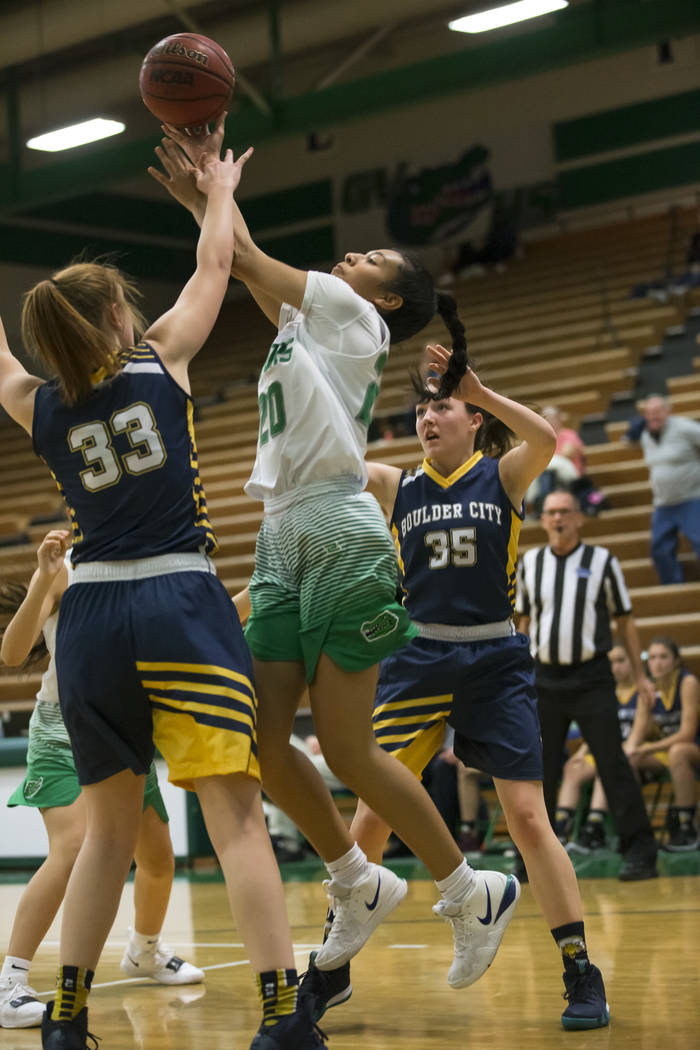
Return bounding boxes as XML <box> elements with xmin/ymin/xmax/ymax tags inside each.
<box><xmin>651</xmin><ymin>669</ymin><xmax>699</xmax><ymax>750</ymax></box>
<box><xmin>32</xmin><ymin>343</ymin><xmax>215</xmax><ymax>562</ymax></box>
<box><xmin>391</xmin><ymin>452</ymin><xmax>521</xmax><ymax>625</ymax></box>
<box><xmin>616</xmin><ymin>685</ymin><xmax>639</xmax><ymax>741</ymax></box>
<box><xmin>31</xmin><ymin>345</ymin><xmax>257</xmax><ymax>791</ymax></box>
<box><xmin>372</xmin><ymin>452</ymin><xmax>542</xmax><ymax>782</ymax></box>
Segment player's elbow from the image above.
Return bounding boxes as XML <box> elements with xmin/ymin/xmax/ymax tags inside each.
<box><xmin>0</xmin><ymin>643</ymin><xmax>28</xmax><ymax>668</ymax></box>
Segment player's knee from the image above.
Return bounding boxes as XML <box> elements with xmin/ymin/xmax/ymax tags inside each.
<box><xmin>506</xmin><ymin>802</ymin><xmax>548</xmax><ymax>849</ymax></box>
<box><xmin>668</xmin><ymin>741</ymin><xmax>694</xmax><ymax>769</ymax></box>
<box><xmin>53</xmin><ymin>830</ymin><xmax>85</xmax><ymax>871</ymax></box>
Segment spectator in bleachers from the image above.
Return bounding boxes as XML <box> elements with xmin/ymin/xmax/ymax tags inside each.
<box><xmin>639</xmin><ymin>394</ymin><xmax>700</xmax><ymax>583</ymax></box>
<box><xmin>526</xmin><ymin>406</ymin><xmax>606</xmax><ymax>516</ymax></box>
<box><xmin>626</xmin><ymin>636</ymin><xmax>699</xmax><ymax>851</ymax></box>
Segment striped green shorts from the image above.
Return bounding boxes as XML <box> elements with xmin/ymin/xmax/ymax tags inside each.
<box><xmin>7</xmin><ymin>701</ymin><xmax>168</xmax><ymax>821</ymax></box>
<box><xmin>245</xmin><ymin>483</ymin><xmax>417</xmax><ymax>682</ymax></box>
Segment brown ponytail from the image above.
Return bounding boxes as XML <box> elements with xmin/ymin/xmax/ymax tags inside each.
<box><xmin>21</xmin><ymin>261</ymin><xmax>146</xmax><ymax>406</ymax></box>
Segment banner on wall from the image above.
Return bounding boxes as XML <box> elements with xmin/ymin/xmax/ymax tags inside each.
<box><xmin>385</xmin><ymin>145</ymin><xmax>493</xmax><ymax>246</ymax></box>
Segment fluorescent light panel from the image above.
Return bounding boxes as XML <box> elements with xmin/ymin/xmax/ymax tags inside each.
<box><xmin>449</xmin><ymin>0</ymin><xmax>568</xmax><ymax>34</ymax></box>
<box><xmin>27</xmin><ymin>118</ymin><xmax>125</xmax><ymax>152</ymax></box>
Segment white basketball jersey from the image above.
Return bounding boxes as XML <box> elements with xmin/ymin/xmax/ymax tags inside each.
<box><xmin>245</xmin><ymin>271</ymin><xmax>390</xmax><ymax>508</ymax></box>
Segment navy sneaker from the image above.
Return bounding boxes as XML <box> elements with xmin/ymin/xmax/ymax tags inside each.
<box><xmin>249</xmin><ymin>1002</ymin><xmax>326</xmax><ymax>1049</ymax></box>
<box><xmin>41</xmin><ymin>1002</ymin><xmax>99</xmax><ymax>1049</ymax></box>
<box><xmin>567</xmin><ymin>822</ymin><xmax>606</xmax><ymax>855</ymax></box>
<box><xmin>561</xmin><ymin>962</ymin><xmax>610</xmax><ymax>1030</ymax></box>
<box><xmin>299</xmin><ymin>951</ymin><xmax>352</xmax><ymax>1023</ymax></box>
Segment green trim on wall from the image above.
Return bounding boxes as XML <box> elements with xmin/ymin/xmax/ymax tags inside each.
<box><xmin>557</xmin><ymin>139</ymin><xmax>700</xmax><ymax>209</ymax></box>
<box><xmin>555</xmin><ymin>88</ymin><xmax>700</xmax><ymax>163</ymax></box>
<box><xmin>16</xmin><ymin>181</ymin><xmax>333</xmax><ymax>240</ymax></box>
<box><xmin>1</xmin><ymin>0</ymin><xmax>699</xmax><ymax>216</ymax></box>
<box><xmin>0</xmin><ymin>220</ymin><xmax>334</xmax><ymax>278</ymax></box>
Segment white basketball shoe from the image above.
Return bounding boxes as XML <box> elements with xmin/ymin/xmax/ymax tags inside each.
<box><xmin>433</xmin><ymin>869</ymin><xmax>520</xmax><ymax>988</ymax></box>
<box><xmin>313</xmin><ymin>863</ymin><xmax>407</xmax><ymax>970</ymax></box>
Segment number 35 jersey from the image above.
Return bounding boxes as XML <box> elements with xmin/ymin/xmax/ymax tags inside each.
<box><xmin>32</xmin><ymin>343</ymin><xmax>216</xmax><ymax>563</ymax></box>
<box><xmin>245</xmin><ymin>271</ymin><xmax>390</xmax><ymax>508</ymax></box>
<box><xmin>391</xmin><ymin>452</ymin><xmax>523</xmax><ymax>626</ymax></box>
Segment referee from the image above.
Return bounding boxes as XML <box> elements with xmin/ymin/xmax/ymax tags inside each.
<box><xmin>517</xmin><ymin>488</ymin><xmax>658</xmax><ymax>881</ymax></box>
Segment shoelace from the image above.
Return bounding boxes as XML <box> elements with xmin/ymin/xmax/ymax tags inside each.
<box><xmin>322</xmin><ymin>883</ymin><xmax>349</xmax><ymax>936</ymax></box>
<box><xmin>434</xmin><ymin>901</ymin><xmax>471</xmax><ymax>952</ymax></box>
<box><xmin>86</xmin><ymin>1031</ymin><xmax>100</xmax><ymax>1050</ymax></box>
<box><xmin>4</xmin><ymin>979</ymin><xmax>39</xmax><ymax>999</ymax></box>
<box><xmin>312</xmin><ymin>1019</ymin><xmax>328</xmax><ymax>1045</ymax></box>
<box><xmin>562</xmin><ymin>969</ymin><xmax>596</xmax><ymax>1004</ymax></box>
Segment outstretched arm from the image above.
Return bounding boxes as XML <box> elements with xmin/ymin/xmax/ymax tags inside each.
<box><xmin>149</xmin><ymin>117</ymin><xmax>308</xmax><ymax>317</ymax></box>
<box><xmin>425</xmin><ymin>343</ymin><xmax>556</xmax><ymax>508</ymax></box>
<box><xmin>144</xmin><ymin>147</ymin><xmax>247</xmax><ymax>385</ymax></box>
<box><xmin>1</xmin><ymin>530</ymin><xmax>70</xmax><ymax>666</ymax></box>
<box><xmin>0</xmin><ymin>316</ymin><xmax>44</xmax><ymax>435</ymax></box>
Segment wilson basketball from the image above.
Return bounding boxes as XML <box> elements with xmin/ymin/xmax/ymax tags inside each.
<box><xmin>139</xmin><ymin>33</ymin><xmax>235</xmax><ymax>129</ymax></box>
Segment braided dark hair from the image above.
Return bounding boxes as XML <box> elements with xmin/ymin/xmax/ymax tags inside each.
<box><xmin>380</xmin><ymin>252</ymin><xmax>468</xmax><ymax>397</ymax></box>
<box><xmin>0</xmin><ymin>581</ymin><xmax>49</xmax><ymax>666</ymax></box>
<box><xmin>409</xmin><ymin>373</ymin><xmax>515</xmax><ymax>459</ymax></box>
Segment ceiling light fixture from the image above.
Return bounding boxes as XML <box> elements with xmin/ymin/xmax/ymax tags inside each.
<box><xmin>26</xmin><ymin>118</ymin><xmax>125</xmax><ymax>153</ymax></box>
<box><xmin>449</xmin><ymin>0</ymin><xmax>568</xmax><ymax>34</ymax></box>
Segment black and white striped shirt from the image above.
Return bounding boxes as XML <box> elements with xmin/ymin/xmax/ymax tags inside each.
<box><xmin>516</xmin><ymin>543</ymin><xmax>632</xmax><ymax>665</ymax></box>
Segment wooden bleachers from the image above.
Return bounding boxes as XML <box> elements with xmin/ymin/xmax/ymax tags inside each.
<box><xmin>2</xmin><ymin>206</ymin><xmax>700</xmax><ymax>713</ymax></box>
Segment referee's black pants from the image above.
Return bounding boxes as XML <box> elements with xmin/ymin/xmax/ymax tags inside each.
<box><xmin>536</xmin><ymin>660</ymin><xmax>657</xmax><ymax>861</ymax></box>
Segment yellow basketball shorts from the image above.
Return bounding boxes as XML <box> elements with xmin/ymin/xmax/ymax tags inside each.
<box><xmin>57</xmin><ymin>567</ymin><xmax>259</xmax><ymax>791</ymax></box>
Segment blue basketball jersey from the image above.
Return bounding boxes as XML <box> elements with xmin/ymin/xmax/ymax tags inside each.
<box><xmin>651</xmin><ymin>669</ymin><xmax>695</xmax><ymax>740</ymax></box>
<box><xmin>615</xmin><ymin>684</ymin><xmax>639</xmax><ymax>741</ymax></box>
<box><xmin>390</xmin><ymin>451</ymin><xmax>522</xmax><ymax>626</ymax></box>
<box><xmin>32</xmin><ymin>343</ymin><xmax>216</xmax><ymax>563</ymax></box>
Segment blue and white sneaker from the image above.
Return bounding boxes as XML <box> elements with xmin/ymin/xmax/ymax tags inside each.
<box><xmin>561</xmin><ymin>961</ymin><xmax>610</xmax><ymax>1030</ymax></box>
<box><xmin>313</xmin><ymin>863</ymin><xmax>407</xmax><ymax>970</ymax></box>
<box><xmin>433</xmin><ymin>870</ymin><xmax>520</xmax><ymax>988</ymax></box>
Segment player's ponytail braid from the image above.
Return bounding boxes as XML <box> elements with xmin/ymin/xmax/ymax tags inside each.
<box><xmin>435</xmin><ymin>291</ymin><xmax>468</xmax><ymax>398</ymax></box>
<box><xmin>381</xmin><ymin>255</ymin><xmax>468</xmax><ymax>393</ymax></box>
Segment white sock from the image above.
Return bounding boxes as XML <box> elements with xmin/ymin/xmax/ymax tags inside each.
<box><xmin>1</xmin><ymin>955</ymin><xmax>32</xmax><ymax>981</ymax></box>
<box><xmin>435</xmin><ymin>859</ymin><xmax>475</xmax><ymax>904</ymax></box>
<box><xmin>129</xmin><ymin>930</ymin><xmax>160</xmax><ymax>954</ymax></box>
<box><xmin>325</xmin><ymin>843</ymin><xmax>370</xmax><ymax>889</ymax></box>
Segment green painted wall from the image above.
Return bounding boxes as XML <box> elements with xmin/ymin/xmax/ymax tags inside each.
<box><xmin>555</xmin><ymin>88</ymin><xmax>700</xmax><ymax>162</ymax></box>
<box><xmin>558</xmin><ymin>139</ymin><xmax>700</xmax><ymax>208</ymax></box>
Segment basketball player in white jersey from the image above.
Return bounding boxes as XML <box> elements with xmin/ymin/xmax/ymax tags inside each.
<box><xmin>150</xmin><ymin>118</ymin><xmax>521</xmax><ymax>992</ymax></box>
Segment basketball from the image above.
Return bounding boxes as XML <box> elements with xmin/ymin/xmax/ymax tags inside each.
<box><xmin>139</xmin><ymin>33</ymin><xmax>235</xmax><ymax>129</ymax></box>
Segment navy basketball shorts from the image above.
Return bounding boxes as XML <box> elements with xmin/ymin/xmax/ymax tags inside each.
<box><xmin>372</xmin><ymin>631</ymin><xmax>543</xmax><ymax>782</ymax></box>
<box><xmin>56</xmin><ymin>568</ymin><xmax>259</xmax><ymax>790</ymax></box>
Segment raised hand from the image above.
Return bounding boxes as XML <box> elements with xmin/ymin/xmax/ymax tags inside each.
<box><xmin>36</xmin><ymin>529</ymin><xmax>71</xmax><ymax>580</ymax></box>
<box><xmin>425</xmin><ymin>343</ymin><xmax>484</xmax><ymax>403</ymax></box>
<box><xmin>195</xmin><ymin>146</ymin><xmax>253</xmax><ymax>197</ymax></box>
<box><xmin>148</xmin><ymin>137</ymin><xmax>204</xmax><ymax>214</ymax></box>
<box><xmin>162</xmin><ymin>110</ymin><xmax>227</xmax><ymax>167</ymax></box>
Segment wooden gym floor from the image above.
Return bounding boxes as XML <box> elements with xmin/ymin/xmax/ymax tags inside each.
<box><xmin>1</xmin><ymin>874</ymin><xmax>698</xmax><ymax>1050</ymax></box>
